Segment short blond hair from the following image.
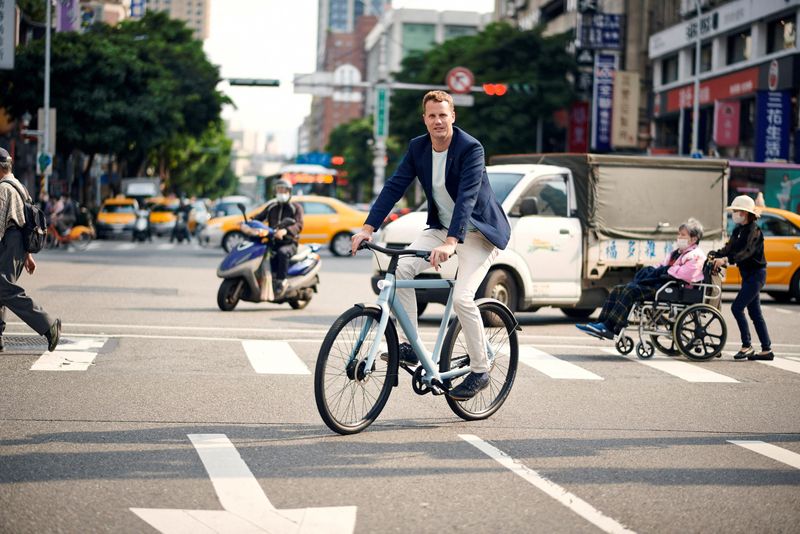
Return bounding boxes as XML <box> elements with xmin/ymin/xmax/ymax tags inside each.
<box><xmin>422</xmin><ymin>90</ymin><xmax>454</xmax><ymax>113</ymax></box>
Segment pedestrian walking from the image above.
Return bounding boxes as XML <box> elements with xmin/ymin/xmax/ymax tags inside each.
<box><xmin>711</xmin><ymin>195</ymin><xmax>772</xmax><ymax>360</ymax></box>
<box><xmin>0</xmin><ymin>147</ymin><xmax>61</xmax><ymax>352</ymax></box>
<box><xmin>350</xmin><ymin>90</ymin><xmax>511</xmax><ymax>401</ymax></box>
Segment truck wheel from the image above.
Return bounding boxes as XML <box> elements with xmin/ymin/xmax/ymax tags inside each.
<box><xmin>561</xmin><ymin>308</ymin><xmax>597</xmax><ymax>319</ymax></box>
<box><xmin>481</xmin><ymin>269</ymin><xmax>517</xmax><ymax>312</ymax></box>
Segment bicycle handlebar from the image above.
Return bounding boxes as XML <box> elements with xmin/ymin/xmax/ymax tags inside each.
<box><xmin>358</xmin><ymin>240</ymin><xmax>432</xmax><ymax>261</ymax></box>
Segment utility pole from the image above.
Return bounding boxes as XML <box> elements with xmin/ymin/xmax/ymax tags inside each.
<box><xmin>43</xmin><ymin>0</ymin><xmax>52</xmax><ymax>194</ymax></box>
<box><xmin>691</xmin><ymin>0</ymin><xmax>702</xmax><ymax>157</ymax></box>
<box><xmin>372</xmin><ymin>34</ymin><xmax>389</xmax><ymax>196</ymax></box>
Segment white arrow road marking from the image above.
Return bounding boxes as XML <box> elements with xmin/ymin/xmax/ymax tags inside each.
<box><xmin>242</xmin><ymin>340</ymin><xmax>310</xmax><ymax>374</ymax></box>
<box><xmin>30</xmin><ymin>337</ymin><xmax>107</xmax><ymax>371</ymax></box>
<box><xmin>131</xmin><ymin>434</ymin><xmax>357</xmax><ymax>533</ymax></box>
<box><xmin>601</xmin><ymin>348</ymin><xmax>738</xmax><ymax>383</ymax></box>
<box><xmin>520</xmin><ymin>345</ymin><xmax>603</xmax><ymax>380</ymax></box>
<box><xmin>459</xmin><ymin>435</ymin><xmax>635</xmax><ymax>534</ymax></box>
<box><xmin>728</xmin><ymin>440</ymin><xmax>800</xmax><ymax>470</ymax></box>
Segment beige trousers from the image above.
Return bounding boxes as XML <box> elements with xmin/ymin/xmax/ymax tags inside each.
<box><xmin>396</xmin><ymin>228</ymin><xmax>499</xmax><ymax>373</ymax></box>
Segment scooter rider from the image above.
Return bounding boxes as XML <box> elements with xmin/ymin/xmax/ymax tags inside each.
<box><xmin>253</xmin><ymin>179</ymin><xmax>304</xmax><ymax>298</ymax></box>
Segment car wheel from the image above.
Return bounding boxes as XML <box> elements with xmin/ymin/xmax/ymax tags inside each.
<box><xmin>561</xmin><ymin>307</ymin><xmax>597</xmax><ymax>319</ymax></box>
<box><xmin>481</xmin><ymin>269</ymin><xmax>517</xmax><ymax>310</ymax></box>
<box><xmin>222</xmin><ymin>231</ymin><xmax>246</xmax><ymax>252</ymax></box>
<box><xmin>766</xmin><ymin>291</ymin><xmax>793</xmax><ymax>303</ymax></box>
<box><xmin>330</xmin><ymin>232</ymin><xmax>352</xmax><ymax>257</ymax></box>
<box><xmin>791</xmin><ymin>269</ymin><xmax>800</xmax><ymax>303</ymax></box>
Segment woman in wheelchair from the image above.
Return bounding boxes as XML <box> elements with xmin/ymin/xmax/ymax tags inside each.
<box><xmin>711</xmin><ymin>195</ymin><xmax>773</xmax><ymax>361</ymax></box>
<box><xmin>577</xmin><ymin>218</ymin><xmax>706</xmax><ymax>340</ymax></box>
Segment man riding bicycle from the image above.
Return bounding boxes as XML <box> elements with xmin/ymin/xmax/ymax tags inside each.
<box><xmin>351</xmin><ymin>90</ymin><xmax>511</xmax><ymax>401</ymax></box>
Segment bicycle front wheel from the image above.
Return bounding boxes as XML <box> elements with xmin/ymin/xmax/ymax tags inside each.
<box><xmin>440</xmin><ymin>301</ymin><xmax>519</xmax><ymax>421</ymax></box>
<box><xmin>314</xmin><ymin>306</ymin><xmax>398</xmax><ymax>434</ymax></box>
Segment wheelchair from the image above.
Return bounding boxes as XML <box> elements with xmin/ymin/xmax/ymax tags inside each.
<box><xmin>615</xmin><ymin>260</ymin><xmax>727</xmax><ymax>361</ymax></box>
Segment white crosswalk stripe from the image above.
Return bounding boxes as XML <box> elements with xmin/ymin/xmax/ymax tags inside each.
<box><xmin>728</xmin><ymin>441</ymin><xmax>800</xmax><ymax>470</ymax></box>
<box><xmin>241</xmin><ymin>340</ymin><xmax>310</xmax><ymax>375</ymax></box>
<box><xmin>30</xmin><ymin>337</ymin><xmax>108</xmax><ymax>371</ymax></box>
<box><xmin>600</xmin><ymin>347</ymin><xmax>738</xmax><ymax>382</ymax></box>
<box><xmin>755</xmin><ymin>357</ymin><xmax>800</xmax><ymax>376</ymax></box>
<box><xmin>519</xmin><ymin>346</ymin><xmax>603</xmax><ymax>380</ymax></box>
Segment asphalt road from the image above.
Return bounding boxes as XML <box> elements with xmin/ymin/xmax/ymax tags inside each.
<box><xmin>0</xmin><ymin>237</ymin><xmax>798</xmax><ymax>533</ymax></box>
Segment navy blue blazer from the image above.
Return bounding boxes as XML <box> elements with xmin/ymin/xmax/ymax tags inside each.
<box><xmin>365</xmin><ymin>126</ymin><xmax>511</xmax><ymax>250</ymax></box>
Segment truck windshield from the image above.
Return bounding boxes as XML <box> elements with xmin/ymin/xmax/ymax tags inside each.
<box><xmin>487</xmin><ymin>172</ymin><xmax>524</xmax><ymax>203</ymax></box>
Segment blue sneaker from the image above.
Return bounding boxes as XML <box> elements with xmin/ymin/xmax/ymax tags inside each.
<box><xmin>448</xmin><ymin>372</ymin><xmax>490</xmax><ymax>401</ymax></box>
<box><xmin>577</xmin><ymin>322</ymin><xmax>614</xmax><ymax>340</ymax></box>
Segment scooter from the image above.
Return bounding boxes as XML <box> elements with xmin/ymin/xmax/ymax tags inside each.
<box><xmin>216</xmin><ymin>205</ymin><xmax>321</xmax><ymax>311</ymax></box>
<box><xmin>132</xmin><ymin>209</ymin><xmax>152</xmax><ymax>242</ymax></box>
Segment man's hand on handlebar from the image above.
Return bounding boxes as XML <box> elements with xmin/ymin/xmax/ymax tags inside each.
<box><xmin>430</xmin><ymin>239</ymin><xmax>457</xmax><ymax>271</ymax></box>
<box><xmin>351</xmin><ymin>225</ymin><xmax>375</xmax><ymax>256</ymax></box>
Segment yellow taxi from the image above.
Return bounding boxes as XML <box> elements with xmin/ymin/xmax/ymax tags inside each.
<box><xmin>199</xmin><ymin>195</ymin><xmax>369</xmax><ymax>255</ymax></box>
<box><xmin>146</xmin><ymin>197</ymin><xmax>180</xmax><ymax>237</ymax></box>
<box><xmin>96</xmin><ymin>197</ymin><xmax>139</xmax><ymax>239</ymax></box>
<box><xmin>722</xmin><ymin>206</ymin><xmax>800</xmax><ymax>303</ymax></box>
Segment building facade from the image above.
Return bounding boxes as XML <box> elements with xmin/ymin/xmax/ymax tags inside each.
<box><xmin>130</xmin><ymin>0</ymin><xmax>211</xmax><ymax>40</ymax></box>
<box><xmin>316</xmin><ymin>0</ymin><xmax>389</xmax><ymax>68</ymax></box>
<box><xmin>649</xmin><ymin>0</ymin><xmax>800</xmax><ymax>162</ymax></box>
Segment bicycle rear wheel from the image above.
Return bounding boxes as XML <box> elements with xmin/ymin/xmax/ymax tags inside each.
<box><xmin>314</xmin><ymin>306</ymin><xmax>398</xmax><ymax>434</ymax></box>
<box><xmin>71</xmin><ymin>232</ymin><xmax>92</xmax><ymax>251</ymax></box>
<box><xmin>440</xmin><ymin>301</ymin><xmax>518</xmax><ymax>421</ymax></box>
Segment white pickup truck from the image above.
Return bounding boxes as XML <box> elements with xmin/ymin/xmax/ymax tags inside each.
<box><xmin>370</xmin><ymin>154</ymin><xmax>728</xmax><ymax>318</ymax></box>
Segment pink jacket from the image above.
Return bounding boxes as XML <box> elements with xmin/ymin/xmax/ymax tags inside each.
<box><xmin>661</xmin><ymin>244</ymin><xmax>707</xmax><ymax>284</ymax></box>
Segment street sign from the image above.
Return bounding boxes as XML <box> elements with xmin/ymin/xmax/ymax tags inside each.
<box><xmin>452</xmin><ymin>94</ymin><xmax>474</xmax><ymax>107</ymax></box>
<box><xmin>228</xmin><ymin>78</ymin><xmax>280</xmax><ymax>87</ymax></box>
<box><xmin>446</xmin><ymin>67</ymin><xmax>475</xmax><ymax>95</ymax></box>
<box><xmin>374</xmin><ymin>86</ymin><xmax>389</xmax><ymax>139</ymax></box>
<box><xmin>576</xmin><ymin>48</ymin><xmax>595</xmax><ymax>66</ymax></box>
<box><xmin>38</xmin><ymin>152</ymin><xmax>53</xmax><ymax>175</ymax></box>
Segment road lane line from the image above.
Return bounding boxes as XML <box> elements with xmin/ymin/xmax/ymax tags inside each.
<box><xmin>755</xmin><ymin>357</ymin><xmax>800</xmax><ymax>376</ymax></box>
<box><xmin>772</xmin><ymin>308</ymin><xmax>796</xmax><ymax>315</ymax></box>
<box><xmin>601</xmin><ymin>348</ymin><xmax>738</xmax><ymax>383</ymax></box>
<box><xmin>30</xmin><ymin>337</ymin><xmax>107</xmax><ymax>371</ymax></box>
<box><xmin>520</xmin><ymin>345</ymin><xmax>603</xmax><ymax>380</ymax></box>
<box><xmin>459</xmin><ymin>435</ymin><xmax>635</xmax><ymax>534</ymax></box>
<box><xmin>728</xmin><ymin>441</ymin><xmax>800</xmax><ymax>470</ymax></box>
<box><xmin>241</xmin><ymin>340</ymin><xmax>310</xmax><ymax>374</ymax></box>
<box><xmin>115</xmin><ymin>243</ymin><xmax>137</xmax><ymax>251</ymax></box>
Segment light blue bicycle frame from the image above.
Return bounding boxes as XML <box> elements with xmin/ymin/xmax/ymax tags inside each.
<box><xmin>352</xmin><ymin>272</ymin><xmax>495</xmax><ymax>387</ymax></box>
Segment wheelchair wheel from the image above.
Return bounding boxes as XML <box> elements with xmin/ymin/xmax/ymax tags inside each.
<box><xmin>615</xmin><ymin>335</ymin><xmax>634</xmax><ymax>355</ymax></box>
<box><xmin>635</xmin><ymin>341</ymin><xmax>655</xmax><ymax>359</ymax></box>
<box><xmin>650</xmin><ymin>335</ymin><xmax>681</xmax><ymax>357</ymax></box>
<box><xmin>673</xmin><ymin>304</ymin><xmax>727</xmax><ymax>361</ymax></box>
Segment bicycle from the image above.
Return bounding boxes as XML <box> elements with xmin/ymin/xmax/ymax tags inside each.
<box><xmin>45</xmin><ymin>210</ymin><xmax>94</xmax><ymax>251</ymax></box>
<box><xmin>314</xmin><ymin>241</ymin><xmax>520</xmax><ymax>435</ymax></box>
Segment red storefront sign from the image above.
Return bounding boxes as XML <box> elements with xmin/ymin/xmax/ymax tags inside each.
<box><xmin>567</xmin><ymin>101</ymin><xmax>589</xmax><ymax>152</ymax></box>
<box><xmin>713</xmin><ymin>100</ymin><xmax>740</xmax><ymax>147</ymax></box>
<box><xmin>664</xmin><ymin>67</ymin><xmax>759</xmax><ymax>113</ymax></box>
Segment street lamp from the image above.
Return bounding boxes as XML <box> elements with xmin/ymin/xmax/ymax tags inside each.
<box><xmin>690</xmin><ymin>0</ymin><xmax>702</xmax><ymax>157</ymax></box>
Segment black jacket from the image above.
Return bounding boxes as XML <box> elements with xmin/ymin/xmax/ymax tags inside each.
<box><xmin>712</xmin><ymin>221</ymin><xmax>766</xmax><ymax>274</ymax></box>
<box><xmin>254</xmin><ymin>201</ymin><xmax>304</xmax><ymax>244</ymax></box>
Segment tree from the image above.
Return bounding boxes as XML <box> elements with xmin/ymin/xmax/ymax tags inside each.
<box><xmin>389</xmin><ymin>23</ymin><xmax>577</xmax><ymax>160</ymax></box>
<box><xmin>326</xmin><ymin>116</ymin><xmax>402</xmax><ymax>202</ymax></box>
<box><xmin>0</xmin><ymin>12</ymin><xmax>229</xmax><ymax>188</ymax></box>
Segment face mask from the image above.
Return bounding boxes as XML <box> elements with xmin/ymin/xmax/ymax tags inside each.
<box><xmin>731</xmin><ymin>212</ymin><xmax>745</xmax><ymax>225</ymax></box>
<box><xmin>276</xmin><ymin>193</ymin><xmax>290</xmax><ymax>203</ymax></box>
<box><xmin>676</xmin><ymin>238</ymin><xmax>690</xmax><ymax>250</ymax></box>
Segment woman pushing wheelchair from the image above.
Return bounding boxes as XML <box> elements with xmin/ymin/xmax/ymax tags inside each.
<box><xmin>577</xmin><ymin>218</ymin><xmax>706</xmax><ymax>340</ymax></box>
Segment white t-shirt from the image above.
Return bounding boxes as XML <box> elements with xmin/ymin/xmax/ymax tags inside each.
<box><xmin>431</xmin><ymin>148</ymin><xmax>454</xmax><ymax>227</ymax></box>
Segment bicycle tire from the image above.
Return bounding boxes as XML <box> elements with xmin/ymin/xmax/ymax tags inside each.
<box><xmin>71</xmin><ymin>232</ymin><xmax>92</xmax><ymax>251</ymax></box>
<box><xmin>314</xmin><ymin>306</ymin><xmax>398</xmax><ymax>434</ymax></box>
<box><xmin>440</xmin><ymin>300</ymin><xmax>519</xmax><ymax>421</ymax></box>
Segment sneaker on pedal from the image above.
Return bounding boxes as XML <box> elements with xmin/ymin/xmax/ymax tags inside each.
<box><xmin>380</xmin><ymin>342</ymin><xmax>419</xmax><ymax>366</ymax></box>
<box><xmin>448</xmin><ymin>372</ymin><xmax>490</xmax><ymax>401</ymax></box>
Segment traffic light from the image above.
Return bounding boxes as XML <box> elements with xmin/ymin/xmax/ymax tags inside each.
<box><xmin>482</xmin><ymin>83</ymin><xmax>508</xmax><ymax>96</ymax></box>
<box><xmin>331</xmin><ymin>155</ymin><xmax>345</xmax><ymax>166</ymax></box>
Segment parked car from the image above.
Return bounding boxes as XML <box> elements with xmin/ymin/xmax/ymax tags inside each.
<box><xmin>722</xmin><ymin>206</ymin><xmax>800</xmax><ymax>303</ymax></box>
<box><xmin>211</xmin><ymin>196</ymin><xmax>255</xmax><ymax>218</ymax></box>
<box><xmin>96</xmin><ymin>197</ymin><xmax>139</xmax><ymax>239</ymax></box>
<box><xmin>199</xmin><ymin>195</ymin><xmax>368</xmax><ymax>255</ymax></box>
<box><xmin>146</xmin><ymin>197</ymin><xmax>180</xmax><ymax>237</ymax></box>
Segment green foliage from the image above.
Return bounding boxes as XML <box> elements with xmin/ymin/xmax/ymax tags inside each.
<box><xmin>0</xmin><ymin>11</ymin><xmax>230</xmax><ymax>192</ymax></box>
<box><xmin>389</xmin><ymin>22</ymin><xmax>577</xmax><ymax>159</ymax></box>
<box><xmin>16</xmin><ymin>0</ymin><xmax>46</xmax><ymax>23</ymax></box>
<box><xmin>156</xmin><ymin>121</ymin><xmax>235</xmax><ymax>198</ymax></box>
